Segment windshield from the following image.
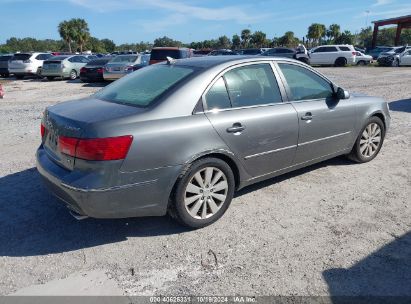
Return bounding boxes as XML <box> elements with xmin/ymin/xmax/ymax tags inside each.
<box><xmin>110</xmin><ymin>55</ymin><xmax>138</xmax><ymax>63</ymax></box>
<box><xmin>94</xmin><ymin>65</ymin><xmax>195</xmax><ymax>107</ymax></box>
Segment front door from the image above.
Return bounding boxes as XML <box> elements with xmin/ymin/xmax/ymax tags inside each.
<box><xmin>276</xmin><ymin>62</ymin><xmax>357</xmax><ymax>164</ymax></box>
<box><xmin>204</xmin><ymin>63</ymin><xmax>299</xmax><ymax>178</ymax></box>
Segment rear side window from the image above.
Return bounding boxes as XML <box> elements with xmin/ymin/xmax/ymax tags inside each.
<box><xmin>95</xmin><ymin>65</ymin><xmax>195</xmax><ymax>107</ymax></box>
<box><xmin>223</xmin><ymin>64</ymin><xmax>282</xmax><ymax>108</ymax></box>
<box><xmin>339</xmin><ymin>46</ymin><xmax>351</xmax><ymax>51</ymax></box>
<box><xmin>205</xmin><ymin>77</ymin><xmax>231</xmax><ymax>110</ymax></box>
<box><xmin>35</xmin><ymin>54</ymin><xmax>52</xmax><ymax>60</ymax></box>
<box><xmin>278</xmin><ymin>63</ymin><xmax>333</xmax><ymax>101</ymax></box>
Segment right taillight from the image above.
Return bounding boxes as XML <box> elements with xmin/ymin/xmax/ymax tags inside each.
<box><xmin>80</xmin><ymin>67</ymin><xmax>86</xmax><ymax>73</ymax></box>
<box><xmin>58</xmin><ymin>135</ymin><xmax>133</xmax><ymax>161</ymax></box>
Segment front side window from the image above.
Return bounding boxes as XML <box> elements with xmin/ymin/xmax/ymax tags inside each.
<box><xmin>278</xmin><ymin>63</ymin><xmax>333</xmax><ymax>101</ymax></box>
<box><xmin>205</xmin><ymin>77</ymin><xmax>231</xmax><ymax>110</ymax></box>
<box><xmin>223</xmin><ymin>64</ymin><xmax>282</xmax><ymax>108</ymax></box>
<box><xmin>95</xmin><ymin>65</ymin><xmax>195</xmax><ymax>107</ymax></box>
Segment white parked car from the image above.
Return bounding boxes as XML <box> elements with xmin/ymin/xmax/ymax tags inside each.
<box><xmin>378</xmin><ymin>46</ymin><xmax>411</xmax><ymax>66</ymax></box>
<box><xmin>8</xmin><ymin>52</ymin><xmax>53</xmax><ymax>79</ymax></box>
<box><xmin>399</xmin><ymin>49</ymin><xmax>411</xmax><ymax>66</ymax></box>
<box><xmin>355</xmin><ymin>52</ymin><xmax>373</xmax><ymax>65</ymax></box>
<box><xmin>309</xmin><ymin>45</ymin><xmax>356</xmax><ymax>67</ymax></box>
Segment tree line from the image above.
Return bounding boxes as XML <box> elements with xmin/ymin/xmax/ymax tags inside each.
<box><xmin>1</xmin><ymin>18</ymin><xmax>410</xmax><ymax>54</ymax></box>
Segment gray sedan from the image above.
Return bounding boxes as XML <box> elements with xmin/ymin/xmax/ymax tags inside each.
<box><xmin>37</xmin><ymin>56</ymin><xmax>390</xmax><ymax>228</ymax></box>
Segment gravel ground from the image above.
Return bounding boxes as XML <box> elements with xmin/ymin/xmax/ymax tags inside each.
<box><xmin>0</xmin><ymin>67</ymin><xmax>410</xmax><ymax>297</ymax></box>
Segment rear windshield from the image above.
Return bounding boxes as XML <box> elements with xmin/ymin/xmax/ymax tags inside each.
<box><xmin>0</xmin><ymin>56</ymin><xmax>12</xmax><ymax>61</ymax></box>
<box><xmin>86</xmin><ymin>59</ymin><xmax>110</xmax><ymax>66</ymax></box>
<box><xmin>12</xmin><ymin>54</ymin><xmax>31</xmax><ymax>61</ymax></box>
<box><xmin>95</xmin><ymin>65</ymin><xmax>195</xmax><ymax>107</ymax></box>
<box><xmin>151</xmin><ymin>49</ymin><xmax>183</xmax><ymax>60</ymax></box>
<box><xmin>110</xmin><ymin>55</ymin><xmax>138</xmax><ymax>63</ymax></box>
<box><xmin>339</xmin><ymin>46</ymin><xmax>351</xmax><ymax>51</ymax></box>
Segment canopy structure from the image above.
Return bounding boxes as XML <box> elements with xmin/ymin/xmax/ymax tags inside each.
<box><xmin>372</xmin><ymin>15</ymin><xmax>411</xmax><ymax>48</ymax></box>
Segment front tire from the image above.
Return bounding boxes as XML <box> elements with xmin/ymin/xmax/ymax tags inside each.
<box><xmin>15</xmin><ymin>75</ymin><xmax>24</xmax><ymax>80</ymax></box>
<box><xmin>357</xmin><ymin>60</ymin><xmax>366</xmax><ymax>66</ymax></box>
<box><xmin>169</xmin><ymin>157</ymin><xmax>235</xmax><ymax>228</ymax></box>
<box><xmin>348</xmin><ymin>116</ymin><xmax>385</xmax><ymax>163</ymax></box>
<box><xmin>46</xmin><ymin>76</ymin><xmax>55</xmax><ymax>81</ymax></box>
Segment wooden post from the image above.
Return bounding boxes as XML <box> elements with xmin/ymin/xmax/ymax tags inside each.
<box><xmin>372</xmin><ymin>24</ymin><xmax>379</xmax><ymax>49</ymax></box>
<box><xmin>395</xmin><ymin>24</ymin><xmax>403</xmax><ymax>46</ymax></box>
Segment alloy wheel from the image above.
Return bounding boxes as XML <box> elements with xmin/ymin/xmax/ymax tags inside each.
<box><xmin>184</xmin><ymin>167</ymin><xmax>228</xmax><ymax>220</ymax></box>
<box><xmin>360</xmin><ymin>123</ymin><xmax>382</xmax><ymax>158</ymax></box>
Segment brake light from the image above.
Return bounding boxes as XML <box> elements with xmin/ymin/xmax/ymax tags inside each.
<box><xmin>58</xmin><ymin>135</ymin><xmax>133</xmax><ymax>161</ymax></box>
<box><xmin>80</xmin><ymin>67</ymin><xmax>86</xmax><ymax>73</ymax></box>
<box><xmin>41</xmin><ymin>122</ymin><xmax>46</xmax><ymax>138</ymax></box>
<box><xmin>96</xmin><ymin>68</ymin><xmax>103</xmax><ymax>74</ymax></box>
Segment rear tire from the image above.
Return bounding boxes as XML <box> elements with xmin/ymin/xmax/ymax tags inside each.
<box><xmin>357</xmin><ymin>60</ymin><xmax>366</xmax><ymax>66</ymax></box>
<box><xmin>15</xmin><ymin>75</ymin><xmax>24</xmax><ymax>80</ymax></box>
<box><xmin>69</xmin><ymin>70</ymin><xmax>77</xmax><ymax>80</ymax></box>
<box><xmin>169</xmin><ymin>157</ymin><xmax>235</xmax><ymax>229</ymax></box>
<box><xmin>335</xmin><ymin>57</ymin><xmax>347</xmax><ymax>67</ymax></box>
<box><xmin>47</xmin><ymin>76</ymin><xmax>55</xmax><ymax>81</ymax></box>
<box><xmin>348</xmin><ymin>116</ymin><xmax>385</xmax><ymax>163</ymax></box>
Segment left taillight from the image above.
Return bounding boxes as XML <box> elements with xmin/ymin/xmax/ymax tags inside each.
<box><xmin>41</xmin><ymin>122</ymin><xmax>46</xmax><ymax>138</ymax></box>
<box><xmin>58</xmin><ymin>135</ymin><xmax>133</xmax><ymax>161</ymax></box>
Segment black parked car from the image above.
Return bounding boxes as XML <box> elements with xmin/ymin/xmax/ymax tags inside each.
<box><xmin>80</xmin><ymin>58</ymin><xmax>111</xmax><ymax>82</ymax></box>
<box><xmin>0</xmin><ymin>54</ymin><xmax>13</xmax><ymax>78</ymax></box>
<box><xmin>377</xmin><ymin>55</ymin><xmax>395</xmax><ymax>67</ymax></box>
<box><xmin>261</xmin><ymin>48</ymin><xmax>296</xmax><ymax>59</ymax></box>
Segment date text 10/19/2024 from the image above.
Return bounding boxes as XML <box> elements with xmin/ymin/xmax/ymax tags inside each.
<box><xmin>149</xmin><ymin>296</ymin><xmax>257</xmax><ymax>303</ymax></box>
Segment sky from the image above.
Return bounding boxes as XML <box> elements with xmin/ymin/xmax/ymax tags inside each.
<box><xmin>0</xmin><ymin>0</ymin><xmax>410</xmax><ymax>44</ymax></box>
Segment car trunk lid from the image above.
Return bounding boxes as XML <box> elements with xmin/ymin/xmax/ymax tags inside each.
<box><xmin>43</xmin><ymin>97</ymin><xmax>146</xmax><ymax>170</ymax></box>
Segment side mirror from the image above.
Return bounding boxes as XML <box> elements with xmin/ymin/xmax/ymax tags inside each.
<box><xmin>336</xmin><ymin>87</ymin><xmax>350</xmax><ymax>100</ymax></box>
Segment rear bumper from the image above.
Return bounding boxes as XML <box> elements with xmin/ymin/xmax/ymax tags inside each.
<box><xmin>36</xmin><ymin>146</ymin><xmax>182</xmax><ymax>218</ymax></box>
<box><xmin>9</xmin><ymin>67</ymin><xmax>38</xmax><ymax>75</ymax></box>
<box><xmin>80</xmin><ymin>73</ymin><xmax>104</xmax><ymax>82</ymax></box>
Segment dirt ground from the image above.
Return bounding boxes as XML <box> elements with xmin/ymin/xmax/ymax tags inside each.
<box><xmin>0</xmin><ymin>67</ymin><xmax>410</xmax><ymax>297</ymax></box>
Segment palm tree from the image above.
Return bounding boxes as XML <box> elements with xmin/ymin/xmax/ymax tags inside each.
<box><xmin>241</xmin><ymin>29</ymin><xmax>251</xmax><ymax>48</ymax></box>
<box><xmin>307</xmin><ymin>23</ymin><xmax>326</xmax><ymax>46</ymax></box>
<box><xmin>251</xmin><ymin>31</ymin><xmax>267</xmax><ymax>48</ymax></box>
<box><xmin>58</xmin><ymin>21</ymin><xmax>73</xmax><ymax>53</ymax></box>
<box><xmin>71</xmin><ymin>18</ymin><xmax>90</xmax><ymax>53</ymax></box>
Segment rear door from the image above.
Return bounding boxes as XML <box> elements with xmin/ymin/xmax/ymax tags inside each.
<box><xmin>204</xmin><ymin>62</ymin><xmax>299</xmax><ymax>178</ymax></box>
<box><xmin>276</xmin><ymin>62</ymin><xmax>357</xmax><ymax>164</ymax></box>
<box><xmin>400</xmin><ymin>50</ymin><xmax>411</xmax><ymax>66</ymax></box>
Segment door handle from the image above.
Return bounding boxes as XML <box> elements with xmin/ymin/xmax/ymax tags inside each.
<box><xmin>301</xmin><ymin>112</ymin><xmax>313</xmax><ymax>121</ymax></box>
<box><xmin>226</xmin><ymin>123</ymin><xmax>245</xmax><ymax>133</ymax></box>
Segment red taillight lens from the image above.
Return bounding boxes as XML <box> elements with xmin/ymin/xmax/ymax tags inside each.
<box><xmin>96</xmin><ymin>68</ymin><xmax>103</xmax><ymax>74</ymax></box>
<box><xmin>59</xmin><ymin>136</ymin><xmax>78</xmax><ymax>157</ymax></box>
<box><xmin>80</xmin><ymin>67</ymin><xmax>86</xmax><ymax>73</ymax></box>
<box><xmin>58</xmin><ymin>135</ymin><xmax>133</xmax><ymax>161</ymax></box>
<box><xmin>41</xmin><ymin>122</ymin><xmax>46</xmax><ymax>138</ymax></box>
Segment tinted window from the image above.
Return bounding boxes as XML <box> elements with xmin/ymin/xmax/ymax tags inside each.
<box><xmin>314</xmin><ymin>47</ymin><xmax>338</xmax><ymax>53</ymax></box>
<box><xmin>223</xmin><ymin>64</ymin><xmax>282</xmax><ymax>108</ymax></box>
<box><xmin>86</xmin><ymin>59</ymin><xmax>111</xmax><ymax>66</ymax></box>
<box><xmin>339</xmin><ymin>46</ymin><xmax>351</xmax><ymax>51</ymax></box>
<box><xmin>205</xmin><ymin>77</ymin><xmax>231</xmax><ymax>110</ymax></box>
<box><xmin>49</xmin><ymin>56</ymin><xmax>70</xmax><ymax>61</ymax></box>
<box><xmin>241</xmin><ymin>49</ymin><xmax>262</xmax><ymax>55</ymax></box>
<box><xmin>35</xmin><ymin>54</ymin><xmax>52</xmax><ymax>60</ymax></box>
<box><xmin>11</xmin><ymin>54</ymin><xmax>31</xmax><ymax>61</ymax></box>
<box><xmin>110</xmin><ymin>55</ymin><xmax>138</xmax><ymax>63</ymax></box>
<box><xmin>277</xmin><ymin>48</ymin><xmax>294</xmax><ymax>54</ymax></box>
<box><xmin>95</xmin><ymin>65</ymin><xmax>195</xmax><ymax>107</ymax></box>
<box><xmin>78</xmin><ymin>56</ymin><xmax>90</xmax><ymax>63</ymax></box>
<box><xmin>0</xmin><ymin>56</ymin><xmax>12</xmax><ymax>61</ymax></box>
<box><xmin>278</xmin><ymin>63</ymin><xmax>333</xmax><ymax>101</ymax></box>
<box><xmin>151</xmin><ymin>49</ymin><xmax>182</xmax><ymax>60</ymax></box>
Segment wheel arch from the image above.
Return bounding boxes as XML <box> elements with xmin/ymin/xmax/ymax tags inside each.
<box><xmin>369</xmin><ymin>111</ymin><xmax>386</xmax><ymax>129</ymax></box>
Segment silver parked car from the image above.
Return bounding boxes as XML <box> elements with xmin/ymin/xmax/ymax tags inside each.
<box><xmin>103</xmin><ymin>54</ymin><xmax>150</xmax><ymax>81</ymax></box>
<box><xmin>37</xmin><ymin>56</ymin><xmax>390</xmax><ymax>228</ymax></box>
<box><xmin>42</xmin><ymin>55</ymin><xmax>90</xmax><ymax>80</ymax></box>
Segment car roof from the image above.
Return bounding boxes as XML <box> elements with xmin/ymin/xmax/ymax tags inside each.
<box><xmin>169</xmin><ymin>55</ymin><xmax>299</xmax><ymax>69</ymax></box>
